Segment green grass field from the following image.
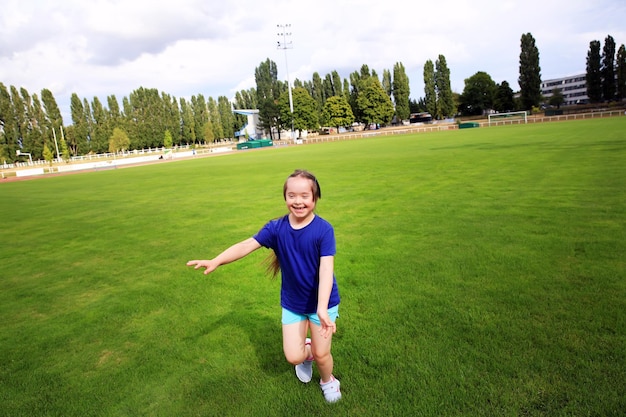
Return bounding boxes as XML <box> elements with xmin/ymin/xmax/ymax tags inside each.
<box><xmin>1</xmin><ymin>118</ymin><xmax>625</xmax><ymax>416</ymax></box>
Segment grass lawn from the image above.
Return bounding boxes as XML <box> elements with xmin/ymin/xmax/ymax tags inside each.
<box><xmin>1</xmin><ymin>117</ymin><xmax>625</xmax><ymax>416</ymax></box>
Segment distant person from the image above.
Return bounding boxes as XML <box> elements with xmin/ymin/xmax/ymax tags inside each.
<box><xmin>186</xmin><ymin>169</ymin><xmax>342</xmax><ymax>403</ymax></box>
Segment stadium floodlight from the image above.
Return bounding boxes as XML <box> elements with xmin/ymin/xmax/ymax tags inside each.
<box><xmin>277</xmin><ymin>24</ymin><xmax>294</xmax><ymax>141</ymax></box>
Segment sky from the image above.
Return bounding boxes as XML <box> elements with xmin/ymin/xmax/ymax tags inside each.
<box><xmin>1</xmin><ymin>0</ymin><xmax>625</xmax><ymax>123</ymax></box>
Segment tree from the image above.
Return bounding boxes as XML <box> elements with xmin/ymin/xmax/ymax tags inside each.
<box><xmin>279</xmin><ymin>87</ymin><xmax>318</xmax><ymax>137</ymax></box>
<box><xmin>616</xmin><ymin>44</ymin><xmax>626</xmax><ymax>101</ymax></box>
<box><xmin>435</xmin><ymin>55</ymin><xmax>454</xmax><ymax>118</ymax></box>
<box><xmin>109</xmin><ymin>127</ymin><xmax>130</xmax><ymax>153</ymax></box>
<box><xmin>207</xmin><ymin>97</ymin><xmax>224</xmax><ymax>141</ymax></box>
<box><xmin>423</xmin><ymin>60</ymin><xmax>437</xmax><ymax>117</ymax></box>
<box><xmin>255</xmin><ymin>58</ymin><xmax>282</xmax><ymax>139</ymax></box>
<box><xmin>321</xmin><ymin>95</ymin><xmax>355</xmax><ymax>131</ymax></box>
<box><xmin>586</xmin><ymin>40</ymin><xmax>603</xmax><ymax>103</ymax></box>
<box><xmin>163</xmin><ymin>129</ymin><xmax>173</xmax><ymax>148</ymax></box>
<box><xmin>43</xmin><ymin>145</ymin><xmax>54</xmax><ymax>165</ymax></box>
<box><xmin>601</xmin><ymin>35</ymin><xmax>616</xmax><ymax>101</ymax></box>
<box><xmin>311</xmin><ymin>72</ymin><xmax>324</xmax><ymax>113</ymax></box>
<box><xmin>518</xmin><ymin>33</ymin><xmax>542</xmax><ymax>110</ymax></box>
<box><xmin>41</xmin><ymin>88</ymin><xmax>63</xmax><ymax>129</ymax></box>
<box><xmin>69</xmin><ymin>93</ymin><xmax>87</xmax><ymax>155</ymax></box>
<box><xmin>0</xmin><ymin>83</ymin><xmax>18</xmax><ymax>162</ymax></box>
<box><xmin>59</xmin><ymin>135</ymin><xmax>71</xmax><ymax>161</ymax></box>
<box><xmin>218</xmin><ymin>96</ymin><xmax>235</xmax><ymax>140</ymax></box>
<box><xmin>382</xmin><ymin>69</ymin><xmax>392</xmax><ymax>97</ymax></box>
<box><xmin>494</xmin><ymin>81</ymin><xmax>515</xmax><ymax>112</ymax></box>
<box><xmin>191</xmin><ymin>94</ymin><xmax>208</xmax><ymax>144</ymax></box>
<box><xmin>392</xmin><ymin>62</ymin><xmax>410</xmax><ymax>122</ymax></box>
<box><xmin>459</xmin><ymin>71</ymin><xmax>497</xmax><ymax>116</ymax></box>
<box><xmin>356</xmin><ymin>77</ymin><xmax>395</xmax><ymax>126</ymax></box>
<box><xmin>203</xmin><ymin>122</ymin><xmax>215</xmax><ymax>143</ymax></box>
<box><xmin>331</xmin><ymin>71</ymin><xmax>343</xmax><ymax>97</ymax></box>
<box><xmin>91</xmin><ymin>97</ymin><xmax>109</xmax><ymax>154</ymax></box>
<box><xmin>548</xmin><ymin>88</ymin><xmax>565</xmax><ymax>109</ymax></box>
<box><xmin>180</xmin><ymin>98</ymin><xmax>196</xmax><ymax>145</ymax></box>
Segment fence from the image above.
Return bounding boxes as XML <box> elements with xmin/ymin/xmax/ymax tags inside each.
<box><xmin>3</xmin><ymin>110</ymin><xmax>624</xmax><ymax>178</ymax></box>
<box><xmin>482</xmin><ymin>109</ymin><xmax>624</xmax><ymax>127</ymax></box>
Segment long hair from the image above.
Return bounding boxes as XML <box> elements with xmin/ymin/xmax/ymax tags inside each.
<box><xmin>265</xmin><ymin>169</ymin><xmax>321</xmax><ymax>277</ymax></box>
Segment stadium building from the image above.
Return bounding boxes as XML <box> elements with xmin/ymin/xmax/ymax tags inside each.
<box><xmin>541</xmin><ymin>73</ymin><xmax>588</xmax><ymax>105</ymax></box>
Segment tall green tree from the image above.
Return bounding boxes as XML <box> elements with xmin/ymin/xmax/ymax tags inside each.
<box><xmin>601</xmin><ymin>35</ymin><xmax>616</xmax><ymax>102</ymax></box>
<box><xmin>29</xmin><ymin>94</ymin><xmax>47</xmax><ymax>159</ymax></box>
<box><xmin>616</xmin><ymin>44</ymin><xmax>626</xmax><ymax>101</ymax></box>
<box><xmin>348</xmin><ymin>65</ymin><xmax>372</xmax><ymax>123</ymax></box>
<box><xmin>218</xmin><ymin>96</ymin><xmax>235</xmax><ymax>140</ymax></box>
<box><xmin>356</xmin><ymin>77</ymin><xmax>395</xmax><ymax>127</ymax></box>
<box><xmin>321</xmin><ymin>95</ymin><xmax>355</xmax><ymax>131</ymax></box>
<box><xmin>69</xmin><ymin>93</ymin><xmax>86</xmax><ymax>155</ymax></box>
<box><xmin>392</xmin><ymin>62</ymin><xmax>410</xmax><ymax>122</ymax></box>
<box><xmin>207</xmin><ymin>97</ymin><xmax>224</xmax><ymax>141</ymax></box>
<box><xmin>91</xmin><ymin>97</ymin><xmax>110</xmax><ymax>153</ymax></box>
<box><xmin>459</xmin><ymin>71</ymin><xmax>497</xmax><ymax>116</ymax></box>
<box><xmin>162</xmin><ymin>92</ymin><xmax>181</xmax><ymax>145</ymax></box>
<box><xmin>0</xmin><ymin>83</ymin><xmax>18</xmax><ymax>162</ymax></box>
<box><xmin>331</xmin><ymin>71</ymin><xmax>343</xmax><ymax>97</ymax></box>
<box><xmin>518</xmin><ymin>33</ymin><xmax>542</xmax><ymax>110</ymax></box>
<box><xmin>382</xmin><ymin>69</ymin><xmax>392</xmax><ymax>97</ymax></box>
<box><xmin>323</xmin><ymin>74</ymin><xmax>334</xmax><ymax>102</ymax></box>
<box><xmin>435</xmin><ymin>55</ymin><xmax>454</xmax><ymax>118</ymax></box>
<box><xmin>41</xmin><ymin>88</ymin><xmax>63</xmax><ymax>129</ymax></box>
<box><xmin>41</xmin><ymin>88</ymin><xmax>63</xmax><ymax>155</ymax></box>
<box><xmin>179</xmin><ymin>98</ymin><xmax>196</xmax><ymax>145</ymax></box>
<box><xmin>10</xmin><ymin>86</ymin><xmax>27</xmax><ymax>154</ymax></box>
<box><xmin>255</xmin><ymin>58</ymin><xmax>281</xmax><ymax>139</ymax></box>
<box><xmin>278</xmin><ymin>87</ymin><xmax>318</xmax><ymax>138</ymax></box>
<box><xmin>191</xmin><ymin>94</ymin><xmax>208</xmax><ymax>145</ymax></box>
<box><xmin>423</xmin><ymin>60</ymin><xmax>437</xmax><ymax>117</ymax></box>
<box><xmin>586</xmin><ymin>40</ymin><xmax>603</xmax><ymax>103</ymax></box>
<box><xmin>494</xmin><ymin>81</ymin><xmax>515</xmax><ymax>112</ymax></box>
<box><xmin>311</xmin><ymin>72</ymin><xmax>324</xmax><ymax>113</ymax></box>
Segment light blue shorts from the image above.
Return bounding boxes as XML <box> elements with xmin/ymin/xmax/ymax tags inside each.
<box><xmin>282</xmin><ymin>305</ymin><xmax>339</xmax><ymax>326</ymax></box>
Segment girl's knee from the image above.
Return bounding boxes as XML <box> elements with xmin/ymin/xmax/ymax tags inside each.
<box><xmin>284</xmin><ymin>350</ymin><xmax>307</xmax><ymax>365</ymax></box>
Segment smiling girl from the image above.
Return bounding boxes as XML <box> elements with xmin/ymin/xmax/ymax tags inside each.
<box><xmin>186</xmin><ymin>169</ymin><xmax>342</xmax><ymax>403</ymax></box>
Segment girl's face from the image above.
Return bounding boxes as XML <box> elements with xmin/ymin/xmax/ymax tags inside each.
<box><xmin>284</xmin><ymin>176</ymin><xmax>316</xmax><ymax>223</ymax></box>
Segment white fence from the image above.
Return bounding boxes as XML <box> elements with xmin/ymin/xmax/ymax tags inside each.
<box><xmin>2</xmin><ymin>110</ymin><xmax>624</xmax><ymax>178</ymax></box>
<box><xmin>483</xmin><ymin>109</ymin><xmax>625</xmax><ymax>127</ymax></box>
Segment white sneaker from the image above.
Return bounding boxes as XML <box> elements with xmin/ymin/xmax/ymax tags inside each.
<box><xmin>320</xmin><ymin>376</ymin><xmax>341</xmax><ymax>403</ymax></box>
<box><xmin>295</xmin><ymin>359</ymin><xmax>313</xmax><ymax>383</ymax></box>
<box><xmin>295</xmin><ymin>338</ymin><xmax>313</xmax><ymax>383</ymax></box>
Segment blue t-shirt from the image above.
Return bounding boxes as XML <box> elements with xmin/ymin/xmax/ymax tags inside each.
<box><xmin>253</xmin><ymin>215</ymin><xmax>340</xmax><ymax>314</ymax></box>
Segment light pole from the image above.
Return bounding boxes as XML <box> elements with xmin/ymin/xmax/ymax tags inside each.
<box><xmin>277</xmin><ymin>24</ymin><xmax>294</xmax><ymax>141</ymax></box>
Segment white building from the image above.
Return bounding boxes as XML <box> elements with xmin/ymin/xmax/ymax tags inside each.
<box><xmin>541</xmin><ymin>74</ymin><xmax>588</xmax><ymax>106</ymax></box>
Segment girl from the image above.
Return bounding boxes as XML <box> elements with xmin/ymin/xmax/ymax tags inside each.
<box><xmin>186</xmin><ymin>169</ymin><xmax>342</xmax><ymax>403</ymax></box>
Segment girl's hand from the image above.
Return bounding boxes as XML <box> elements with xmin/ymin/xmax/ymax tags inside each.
<box><xmin>317</xmin><ymin>310</ymin><xmax>337</xmax><ymax>338</ymax></box>
<box><xmin>186</xmin><ymin>260</ymin><xmax>218</xmax><ymax>275</ymax></box>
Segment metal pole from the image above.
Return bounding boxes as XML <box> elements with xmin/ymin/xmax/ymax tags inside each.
<box><xmin>52</xmin><ymin>128</ymin><xmax>61</xmax><ymax>163</ymax></box>
<box><xmin>277</xmin><ymin>24</ymin><xmax>294</xmax><ymax>141</ymax></box>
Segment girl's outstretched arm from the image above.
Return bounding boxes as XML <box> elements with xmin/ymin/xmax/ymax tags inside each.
<box><xmin>317</xmin><ymin>255</ymin><xmax>337</xmax><ymax>338</ymax></box>
<box><xmin>187</xmin><ymin>237</ymin><xmax>261</xmax><ymax>275</ymax></box>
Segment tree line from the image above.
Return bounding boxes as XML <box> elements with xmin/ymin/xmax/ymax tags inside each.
<box><xmin>2</xmin><ymin>32</ymin><xmax>624</xmax><ymax>164</ymax></box>
<box><xmin>586</xmin><ymin>35</ymin><xmax>626</xmax><ymax>103</ymax></box>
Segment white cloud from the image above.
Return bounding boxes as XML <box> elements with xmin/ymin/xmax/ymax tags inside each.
<box><xmin>1</xmin><ymin>0</ymin><xmax>625</xmax><ymax>123</ymax></box>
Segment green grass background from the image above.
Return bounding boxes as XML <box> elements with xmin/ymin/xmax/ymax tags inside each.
<box><xmin>1</xmin><ymin>118</ymin><xmax>625</xmax><ymax>416</ymax></box>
